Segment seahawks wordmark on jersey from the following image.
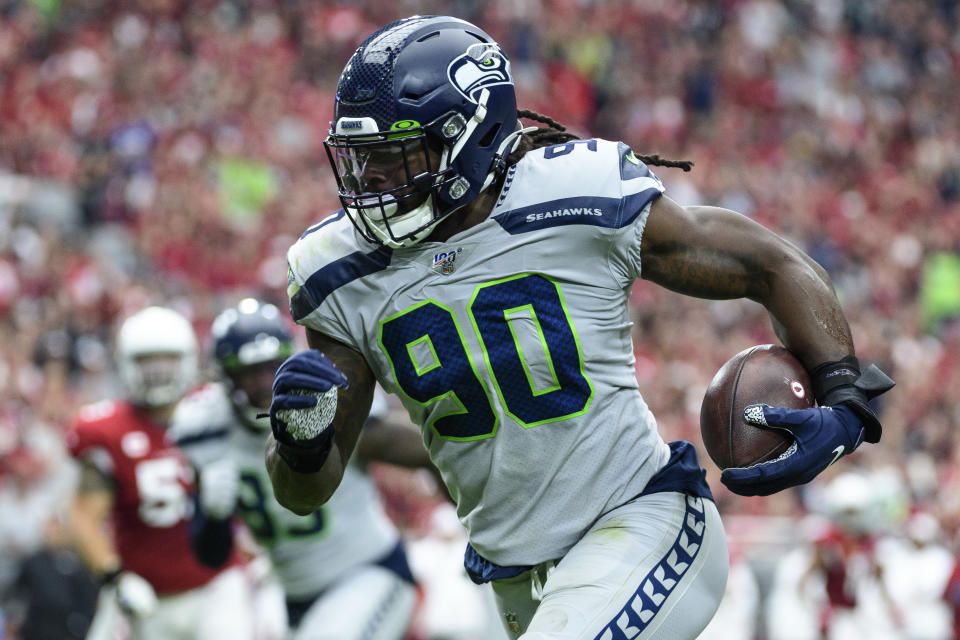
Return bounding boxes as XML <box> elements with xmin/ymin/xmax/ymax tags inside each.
<box><xmin>170</xmin><ymin>384</ymin><xmax>399</xmax><ymax>599</ymax></box>
<box><xmin>287</xmin><ymin>139</ymin><xmax>672</xmax><ymax>567</ymax></box>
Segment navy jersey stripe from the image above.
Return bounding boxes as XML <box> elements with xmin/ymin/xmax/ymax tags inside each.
<box><xmin>494</xmin><ymin>196</ymin><xmax>620</xmax><ymax>234</ymax></box>
<box><xmin>174</xmin><ymin>427</ymin><xmax>229</xmax><ymax>448</ymax></box>
<box><xmin>292</xmin><ymin>246</ymin><xmax>393</xmax><ymax>322</ymax></box>
<box><xmin>621</xmin><ymin>188</ymin><xmax>664</xmax><ymax>227</ymax></box>
<box><xmin>593</xmin><ymin>494</ymin><xmax>708</xmax><ymax>640</ymax></box>
<box><xmin>494</xmin><ymin>191</ymin><xmax>662</xmax><ymax>235</ymax></box>
<box><xmin>299</xmin><ymin>210</ymin><xmax>346</xmax><ymax>239</ymax></box>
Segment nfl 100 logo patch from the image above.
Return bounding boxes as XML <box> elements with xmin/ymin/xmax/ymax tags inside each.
<box><xmin>431</xmin><ymin>247</ymin><xmax>463</xmax><ymax>275</ymax></box>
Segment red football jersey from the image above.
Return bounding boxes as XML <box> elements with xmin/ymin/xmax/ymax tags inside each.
<box><xmin>67</xmin><ymin>399</ymin><xmax>236</xmax><ymax>594</ymax></box>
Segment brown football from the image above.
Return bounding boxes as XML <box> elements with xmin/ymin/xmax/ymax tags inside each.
<box><xmin>700</xmin><ymin>344</ymin><xmax>814</xmax><ymax>470</ymax></box>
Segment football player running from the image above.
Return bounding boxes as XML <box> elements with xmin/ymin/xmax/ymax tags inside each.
<box><xmin>67</xmin><ymin>306</ymin><xmax>254</xmax><ymax>640</ymax></box>
<box><xmin>171</xmin><ymin>298</ymin><xmax>422</xmax><ymax>640</ymax></box>
<box><xmin>265</xmin><ymin>16</ymin><xmax>895</xmax><ymax>640</ymax></box>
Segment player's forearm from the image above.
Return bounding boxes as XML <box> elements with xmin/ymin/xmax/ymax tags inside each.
<box><xmin>189</xmin><ymin>502</ymin><xmax>234</xmax><ymax>567</ymax></box>
<box><xmin>756</xmin><ymin>252</ymin><xmax>854</xmax><ymax>369</ymax></box>
<box><xmin>266</xmin><ymin>437</ymin><xmax>345</xmax><ymax>514</ymax></box>
<box><xmin>356</xmin><ymin>420</ymin><xmax>432</xmax><ymax>468</ymax></box>
<box><xmin>69</xmin><ymin>498</ymin><xmax>122</xmax><ymax>576</ymax></box>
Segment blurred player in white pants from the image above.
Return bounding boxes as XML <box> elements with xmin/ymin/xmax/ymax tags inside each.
<box><xmin>172</xmin><ymin>299</ymin><xmax>430</xmax><ymax>640</ymax></box>
<box><xmin>67</xmin><ymin>306</ymin><xmax>254</xmax><ymax>640</ymax></box>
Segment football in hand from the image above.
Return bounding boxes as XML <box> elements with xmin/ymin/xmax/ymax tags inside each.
<box><xmin>700</xmin><ymin>344</ymin><xmax>814</xmax><ymax>470</ymax></box>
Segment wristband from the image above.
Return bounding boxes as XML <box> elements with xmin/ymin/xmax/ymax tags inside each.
<box><xmin>811</xmin><ymin>356</ymin><xmax>862</xmax><ymax>402</ymax></box>
<box><xmin>275</xmin><ymin>427</ymin><xmax>335</xmax><ymax>474</ymax></box>
<box><xmin>811</xmin><ymin>356</ymin><xmax>895</xmax><ymax>444</ymax></box>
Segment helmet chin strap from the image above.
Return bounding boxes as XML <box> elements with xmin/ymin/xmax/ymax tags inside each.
<box><xmin>447</xmin><ymin>88</ymin><xmax>491</xmax><ymax>167</ymax></box>
<box><xmin>480</xmin><ymin>122</ymin><xmax>537</xmax><ymax>191</ymax></box>
<box><xmin>359</xmin><ymin>117</ymin><xmax>535</xmax><ymax>249</ymax></box>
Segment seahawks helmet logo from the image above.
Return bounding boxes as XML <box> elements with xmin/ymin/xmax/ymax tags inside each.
<box><xmin>447</xmin><ymin>43</ymin><xmax>513</xmax><ymax>104</ymax></box>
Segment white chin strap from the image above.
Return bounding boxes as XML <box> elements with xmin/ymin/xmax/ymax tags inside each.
<box><xmin>356</xmin><ymin>116</ymin><xmax>535</xmax><ymax>249</ymax></box>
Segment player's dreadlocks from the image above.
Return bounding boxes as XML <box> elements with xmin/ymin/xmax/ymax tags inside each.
<box><xmin>506</xmin><ymin>109</ymin><xmax>694</xmax><ymax>172</ymax></box>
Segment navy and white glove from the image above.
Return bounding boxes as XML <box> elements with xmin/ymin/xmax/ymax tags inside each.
<box><xmin>721</xmin><ymin>359</ymin><xmax>894</xmax><ymax>497</ymax></box>
<box><xmin>269</xmin><ymin>350</ymin><xmax>348</xmax><ymax>473</ymax></box>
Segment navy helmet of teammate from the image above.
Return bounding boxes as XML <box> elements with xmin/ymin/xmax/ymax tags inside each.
<box><xmin>267</xmin><ymin>15</ymin><xmax>895</xmax><ymax>640</ymax></box>
<box><xmin>211</xmin><ymin>298</ymin><xmax>293</xmax><ymax>429</ymax></box>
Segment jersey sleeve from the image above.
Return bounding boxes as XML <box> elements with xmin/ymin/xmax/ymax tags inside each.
<box><xmin>608</xmin><ymin>142</ymin><xmax>666</xmax><ymax>285</ymax></box>
<box><xmin>66</xmin><ymin>401</ymin><xmax>119</xmax><ymax>477</ymax></box>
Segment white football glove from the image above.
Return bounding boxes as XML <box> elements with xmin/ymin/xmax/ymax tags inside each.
<box><xmin>114</xmin><ymin>571</ymin><xmax>158</xmax><ymax>618</ymax></box>
<box><xmin>199</xmin><ymin>458</ymin><xmax>239</xmax><ymax>520</ymax></box>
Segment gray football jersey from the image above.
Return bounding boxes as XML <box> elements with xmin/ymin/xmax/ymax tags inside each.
<box><xmin>287</xmin><ymin>138</ymin><xmax>671</xmax><ymax>566</ymax></box>
<box><xmin>170</xmin><ymin>384</ymin><xmax>399</xmax><ymax>598</ymax></box>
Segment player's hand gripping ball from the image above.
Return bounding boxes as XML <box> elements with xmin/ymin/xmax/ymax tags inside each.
<box><xmin>269</xmin><ymin>350</ymin><xmax>348</xmax><ymax>472</ymax></box>
<box><xmin>699</xmin><ymin>345</ymin><xmax>810</xmax><ymax>470</ymax></box>
<box><xmin>701</xmin><ymin>344</ymin><xmax>865</xmax><ymax>497</ymax></box>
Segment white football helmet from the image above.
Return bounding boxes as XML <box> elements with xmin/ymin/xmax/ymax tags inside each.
<box><xmin>116</xmin><ymin>306</ymin><xmax>198</xmax><ymax>408</ymax></box>
<box><xmin>821</xmin><ymin>471</ymin><xmax>884</xmax><ymax>535</ymax></box>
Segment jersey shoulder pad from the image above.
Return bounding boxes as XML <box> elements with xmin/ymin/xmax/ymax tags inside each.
<box><xmin>287</xmin><ymin>210</ymin><xmax>365</xmax><ymax>289</ymax></box>
<box><xmin>287</xmin><ymin>211</ymin><xmax>393</xmax><ymax>324</ymax></box>
<box><xmin>495</xmin><ymin>138</ymin><xmax>664</xmax><ymax>234</ymax></box>
<box><xmin>67</xmin><ymin>400</ymin><xmax>125</xmax><ymax>458</ymax></box>
<box><xmin>169</xmin><ymin>384</ymin><xmax>234</xmax><ymax>448</ymax></box>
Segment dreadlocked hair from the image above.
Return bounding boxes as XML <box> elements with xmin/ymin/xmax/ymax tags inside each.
<box><xmin>505</xmin><ymin>109</ymin><xmax>694</xmax><ymax>172</ymax></box>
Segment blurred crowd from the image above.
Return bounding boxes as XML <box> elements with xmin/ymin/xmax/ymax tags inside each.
<box><xmin>0</xmin><ymin>0</ymin><xmax>959</xmax><ymax>638</ymax></box>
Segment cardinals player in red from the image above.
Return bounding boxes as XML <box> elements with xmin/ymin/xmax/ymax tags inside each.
<box><xmin>66</xmin><ymin>306</ymin><xmax>255</xmax><ymax>640</ymax></box>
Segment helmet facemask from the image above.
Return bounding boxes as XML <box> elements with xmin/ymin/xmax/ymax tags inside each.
<box><xmin>123</xmin><ymin>353</ymin><xmax>193</xmax><ymax>408</ymax></box>
<box><xmin>326</xmin><ymin>119</ymin><xmax>457</xmax><ymax>248</ymax></box>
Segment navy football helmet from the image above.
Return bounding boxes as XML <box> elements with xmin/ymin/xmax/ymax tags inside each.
<box><xmin>211</xmin><ymin>298</ymin><xmax>294</xmax><ymax>430</ymax></box>
<box><xmin>325</xmin><ymin>16</ymin><xmax>523</xmax><ymax>247</ymax></box>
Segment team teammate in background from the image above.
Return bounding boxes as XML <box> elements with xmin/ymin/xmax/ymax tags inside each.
<box><xmin>171</xmin><ymin>298</ymin><xmax>423</xmax><ymax>640</ymax></box>
<box><xmin>264</xmin><ymin>16</ymin><xmax>894</xmax><ymax>639</ymax></box>
<box><xmin>66</xmin><ymin>306</ymin><xmax>254</xmax><ymax>640</ymax></box>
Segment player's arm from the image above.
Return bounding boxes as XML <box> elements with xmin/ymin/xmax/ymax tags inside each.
<box><xmin>356</xmin><ymin>416</ymin><xmax>431</xmax><ymax>469</ymax></box>
<box><xmin>69</xmin><ymin>461</ymin><xmax>122</xmax><ymax>577</ymax></box>
<box><xmin>640</xmin><ymin>195</ymin><xmax>893</xmax><ymax>495</ymax></box>
<box><xmin>188</xmin><ymin>459</ymin><xmax>237</xmax><ymax>568</ymax></box>
<box><xmin>266</xmin><ymin>328</ymin><xmax>376</xmax><ymax>515</ymax></box>
<box><xmin>357</xmin><ymin>413</ymin><xmax>452</xmax><ymax>501</ymax></box>
<box><xmin>68</xmin><ymin>455</ymin><xmax>158</xmax><ymax>617</ymax></box>
<box><xmin>640</xmin><ymin>196</ymin><xmax>848</xmax><ymax>367</ymax></box>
